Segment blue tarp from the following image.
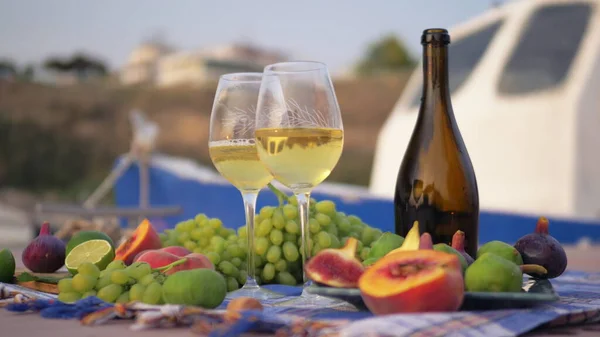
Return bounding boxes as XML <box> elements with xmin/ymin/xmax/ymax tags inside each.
<box><xmin>114</xmin><ymin>158</ymin><xmax>600</xmax><ymax>245</ymax></box>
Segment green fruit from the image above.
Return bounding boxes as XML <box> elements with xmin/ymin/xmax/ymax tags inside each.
<box><xmin>433</xmin><ymin>243</ymin><xmax>468</xmax><ymax>273</ymax></box>
<box><xmin>0</xmin><ymin>249</ymin><xmax>16</xmax><ymax>283</ymax></box>
<box><xmin>162</xmin><ymin>269</ymin><xmax>226</xmax><ymax>309</ymax></box>
<box><xmin>367</xmin><ymin>232</ymin><xmax>404</xmax><ymax>260</ymax></box>
<box><xmin>465</xmin><ymin>252</ymin><xmax>523</xmax><ymax>293</ymax></box>
<box><xmin>66</xmin><ymin>231</ymin><xmax>114</xmax><ymax>257</ymax></box>
<box><xmin>362</xmin><ymin>257</ymin><xmax>379</xmax><ymax>267</ymax></box>
<box><xmin>65</xmin><ymin>240</ymin><xmax>115</xmax><ymax>275</ymax></box>
<box><xmin>477</xmin><ymin>240</ymin><xmax>523</xmax><ymax>265</ymax></box>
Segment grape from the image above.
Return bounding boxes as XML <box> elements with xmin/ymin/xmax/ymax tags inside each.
<box><xmin>190</xmin><ymin>228</ymin><xmax>204</xmax><ymax>241</ymax></box>
<box><xmin>309</xmin><ymin>218</ymin><xmax>321</xmax><ymax>234</ymax></box>
<box><xmin>315</xmin><ymin>200</ymin><xmax>336</xmax><ymax>215</ymax></box>
<box><xmin>218</xmin><ymin>261</ymin><xmax>236</xmax><ymax>276</ymax></box>
<box><xmin>126</xmin><ymin>262</ymin><xmax>152</xmax><ymax>280</ymax></box>
<box><xmin>315</xmin><ymin>213</ymin><xmax>332</xmax><ymax>226</ymax></box>
<box><xmin>226</xmin><ymin>277</ymin><xmax>239</xmax><ymax>292</ymax></box>
<box><xmin>72</xmin><ymin>274</ymin><xmax>96</xmax><ymax>293</ymax></box>
<box><xmin>330</xmin><ymin>235</ymin><xmax>341</xmax><ymax>249</ymax></box>
<box><xmin>81</xmin><ymin>290</ymin><xmax>97</xmax><ymax>299</ymax></box>
<box><xmin>218</xmin><ymin>228</ymin><xmax>230</xmax><ymax>237</ymax></box>
<box><xmin>237</xmin><ymin>269</ymin><xmax>248</xmax><ymax>284</ymax></box>
<box><xmin>184</xmin><ymin>240</ymin><xmax>198</xmax><ymax>252</ymax></box>
<box><xmin>111</xmin><ymin>270</ymin><xmax>130</xmax><ymax>285</ymax></box>
<box><xmin>193</xmin><ymin>247</ymin><xmax>204</xmax><ymax>254</ymax></box>
<box><xmin>195</xmin><ymin>214</ymin><xmax>208</xmax><ymax>225</ymax></box>
<box><xmin>254</xmin><ymin>237</ymin><xmax>270</xmax><ymax>256</ymax></box>
<box><xmin>58</xmin><ymin>278</ymin><xmax>74</xmax><ymax>293</ymax></box>
<box><xmin>77</xmin><ymin>262</ymin><xmax>100</xmax><ymax>278</ymax></box>
<box><xmin>209</xmin><ymin>218</ymin><xmax>223</xmax><ymax>230</ymax></box>
<box><xmin>360</xmin><ymin>247</ymin><xmax>370</xmax><ymax>261</ymax></box>
<box><xmin>269</xmin><ymin>229</ymin><xmax>283</xmax><ymax>246</ymax></box>
<box><xmin>316</xmin><ymin>231</ymin><xmax>332</xmax><ymax>248</ymax></box>
<box><xmin>142</xmin><ymin>282</ymin><xmax>162</xmax><ymax>305</ymax></box>
<box><xmin>348</xmin><ymin>215</ymin><xmax>363</xmax><ymax>226</ymax></box>
<box><xmin>96</xmin><ymin>273</ymin><xmax>112</xmax><ymax>290</ymax></box>
<box><xmin>259</xmin><ymin>206</ymin><xmax>275</xmax><ymax>219</ymax></box>
<box><xmin>177</xmin><ymin>232</ymin><xmax>191</xmax><ymax>244</ymax></box>
<box><xmin>221</xmin><ymin>250</ymin><xmax>233</xmax><ymax>262</ymax></box>
<box><xmin>254</xmin><ymin>255</ymin><xmax>263</xmax><ymax>268</ymax></box>
<box><xmin>175</xmin><ymin>220</ymin><xmax>195</xmax><ymax>233</ymax></box>
<box><xmin>266</xmin><ymin>246</ymin><xmax>282</xmax><ymax>264</ymax></box>
<box><xmin>285</xmin><ymin>219</ymin><xmax>299</xmax><ymax>234</ymax></box>
<box><xmin>231</xmin><ymin>257</ymin><xmax>242</xmax><ymax>268</ymax></box>
<box><xmin>105</xmin><ymin>260</ymin><xmax>126</xmax><ymax>270</ymax></box>
<box><xmin>282</xmin><ymin>242</ymin><xmax>299</xmax><ymax>262</ymax></box>
<box><xmin>338</xmin><ymin>218</ymin><xmax>351</xmax><ymax>234</ymax></box>
<box><xmin>58</xmin><ymin>292</ymin><xmax>81</xmax><ymax>303</ymax></box>
<box><xmin>227</xmin><ymin>244</ymin><xmax>245</xmax><ymax>259</ymax></box>
<box><xmin>97</xmin><ymin>284</ymin><xmax>123</xmax><ymax>303</ymax></box>
<box><xmin>282</xmin><ymin>204</ymin><xmax>298</xmax><ymax>219</ymax></box>
<box><xmin>206</xmin><ymin>252</ymin><xmax>221</xmax><ymax>265</ymax></box>
<box><xmin>256</xmin><ymin>218</ymin><xmax>273</xmax><ymax>237</ymax></box>
<box><xmin>262</xmin><ymin>263</ymin><xmax>276</xmax><ymax>282</ymax></box>
<box><xmin>117</xmin><ymin>291</ymin><xmax>130</xmax><ymax>303</ymax></box>
<box><xmin>129</xmin><ymin>284</ymin><xmax>146</xmax><ymax>301</ymax></box>
<box><xmin>275</xmin><ymin>260</ymin><xmax>287</xmax><ymax>272</ymax></box>
<box><xmin>237</xmin><ymin>226</ymin><xmax>247</xmax><ymax>238</ymax></box>
<box><xmin>139</xmin><ymin>274</ymin><xmax>156</xmax><ymax>287</ymax></box>
<box><xmin>276</xmin><ymin>271</ymin><xmax>297</xmax><ymax>286</ymax></box>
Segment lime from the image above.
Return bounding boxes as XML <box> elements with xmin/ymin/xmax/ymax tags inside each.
<box><xmin>66</xmin><ymin>231</ymin><xmax>115</xmax><ymax>257</ymax></box>
<box><xmin>0</xmin><ymin>248</ymin><xmax>16</xmax><ymax>283</ymax></box>
<box><xmin>65</xmin><ymin>240</ymin><xmax>115</xmax><ymax>275</ymax></box>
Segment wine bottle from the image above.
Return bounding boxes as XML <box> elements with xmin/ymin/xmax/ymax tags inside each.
<box><xmin>394</xmin><ymin>28</ymin><xmax>480</xmax><ymax>258</ymax></box>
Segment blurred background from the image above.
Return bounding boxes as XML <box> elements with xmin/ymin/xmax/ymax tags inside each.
<box><xmin>1</xmin><ymin>0</ymin><xmax>599</xmax><ymax>255</ymax></box>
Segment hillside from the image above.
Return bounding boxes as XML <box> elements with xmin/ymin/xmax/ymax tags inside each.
<box><xmin>0</xmin><ymin>73</ymin><xmax>411</xmax><ymax>205</ymax></box>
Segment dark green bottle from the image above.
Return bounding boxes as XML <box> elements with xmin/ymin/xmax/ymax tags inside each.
<box><xmin>394</xmin><ymin>28</ymin><xmax>480</xmax><ymax>258</ymax></box>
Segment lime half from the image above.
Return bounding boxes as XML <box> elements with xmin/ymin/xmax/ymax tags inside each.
<box><xmin>66</xmin><ymin>240</ymin><xmax>115</xmax><ymax>275</ymax></box>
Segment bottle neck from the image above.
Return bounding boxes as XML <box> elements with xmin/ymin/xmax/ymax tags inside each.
<box><xmin>421</xmin><ymin>43</ymin><xmax>451</xmax><ymax>112</ymax></box>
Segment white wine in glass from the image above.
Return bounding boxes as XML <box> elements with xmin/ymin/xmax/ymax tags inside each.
<box><xmin>208</xmin><ymin>72</ymin><xmax>283</xmax><ymax>301</ymax></box>
<box><xmin>255</xmin><ymin>61</ymin><xmax>346</xmax><ymax>307</ymax></box>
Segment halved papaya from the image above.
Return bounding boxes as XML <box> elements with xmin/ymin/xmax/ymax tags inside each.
<box><xmin>114</xmin><ymin>219</ymin><xmax>162</xmax><ymax>265</ymax></box>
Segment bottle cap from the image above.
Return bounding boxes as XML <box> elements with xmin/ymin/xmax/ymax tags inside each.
<box><xmin>421</xmin><ymin>28</ymin><xmax>451</xmax><ymax>45</ymax></box>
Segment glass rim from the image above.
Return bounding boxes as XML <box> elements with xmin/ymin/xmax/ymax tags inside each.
<box><xmin>264</xmin><ymin>60</ymin><xmax>328</xmax><ymax>74</ymax></box>
<box><xmin>219</xmin><ymin>72</ymin><xmax>263</xmax><ymax>82</ymax></box>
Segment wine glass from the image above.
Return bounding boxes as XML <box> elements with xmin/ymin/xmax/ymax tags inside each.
<box><xmin>208</xmin><ymin>72</ymin><xmax>283</xmax><ymax>301</ymax></box>
<box><xmin>255</xmin><ymin>61</ymin><xmax>346</xmax><ymax>307</ymax></box>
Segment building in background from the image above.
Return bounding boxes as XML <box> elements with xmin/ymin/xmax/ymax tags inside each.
<box><xmin>120</xmin><ymin>42</ymin><xmax>173</xmax><ymax>86</ymax></box>
<box><xmin>120</xmin><ymin>42</ymin><xmax>288</xmax><ymax>87</ymax></box>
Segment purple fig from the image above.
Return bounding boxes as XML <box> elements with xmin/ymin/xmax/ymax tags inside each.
<box><xmin>22</xmin><ymin>222</ymin><xmax>66</xmax><ymax>273</ymax></box>
<box><xmin>514</xmin><ymin>217</ymin><xmax>567</xmax><ymax>279</ymax></box>
<box><xmin>451</xmin><ymin>230</ymin><xmax>475</xmax><ymax>266</ymax></box>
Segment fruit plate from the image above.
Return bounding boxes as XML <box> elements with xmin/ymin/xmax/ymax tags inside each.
<box><xmin>305</xmin><ymin>278</ymin><xmax>560</xmax><ymax>311</ymax></box>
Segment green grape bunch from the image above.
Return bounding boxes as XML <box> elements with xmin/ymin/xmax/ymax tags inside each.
<box><xmin>58</xmin><ymin>260</ymin><xmax>169</xmax><ymax>305</ymax></box>
<box><xmin>158</xmin><ymin>184</ymin><xmax>383</xmax><ymax>292</ymax></box>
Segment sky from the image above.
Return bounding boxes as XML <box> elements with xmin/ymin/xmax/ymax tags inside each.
<box><xmin>0</xmin><ymin>0</ymin><xmax>498</xmax><ymax>75</ymax></box>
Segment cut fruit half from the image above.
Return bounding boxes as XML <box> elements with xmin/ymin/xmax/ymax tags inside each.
<box><xmin>65</xmin><ymin>240</ymin><xmax>115</xmax><ymax>275</ymax></box>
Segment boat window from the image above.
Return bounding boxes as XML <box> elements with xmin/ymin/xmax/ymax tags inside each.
<box><xmin>409</xmin><ymin>20</ymin><xmax>504</xmax><ymax>108</ymax></box>
<box><xmin>498</xmin><ymin>3</ymin><xmax>592</xmax><ymax>95</ymax></box>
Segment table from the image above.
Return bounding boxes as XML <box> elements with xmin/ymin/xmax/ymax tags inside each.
<box><xmin>2</xmin><ymin>246</ymin><xmax>599</xmax><ymax>337</ymax></box>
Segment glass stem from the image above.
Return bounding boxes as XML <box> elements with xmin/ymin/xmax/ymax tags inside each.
<box><xmin>241</xmin><ymin>191</ymin><xmax>258</xmax><ymax>287</ymax></box>
<box><xmin>296</xmin><ymin>191</ymin><xmax>311</xmax><ymax>286</ymax></box>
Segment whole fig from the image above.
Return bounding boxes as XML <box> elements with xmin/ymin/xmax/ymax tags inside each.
<box><xmin>22</xmin><ymin>222</ymin><xmax>66</xmax><ymax>273</ymax></box>
<box><xmin>514</xmin><ymin>217</ymin><xmax>567</xmax><ymax>279</ymax></box>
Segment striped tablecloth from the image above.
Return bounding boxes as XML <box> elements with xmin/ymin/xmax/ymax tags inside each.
<box><xmin>3</xmin><ymin>270</ymin><xmax>600</xmax><ymax>337</ymax></box>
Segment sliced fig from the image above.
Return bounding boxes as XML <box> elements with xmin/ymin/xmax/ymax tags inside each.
<box><xmin>419</xmin><ymin>233</ymin><xmax>433</xmax><ymax>250</ymax></box>
<box><xmin>305</xmin><ymin>237</ymin><xmax>364</xmax><ymax>288</ymax></box>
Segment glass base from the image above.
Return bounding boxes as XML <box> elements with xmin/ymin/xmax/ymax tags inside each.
<box><xmin>272</xmin><ymin>287</ymin><xmax>351</xmax><ymax>309</ymax></box>
<box><xmin>225</xmin><ymin>278</ymin><xmax>285</xmax><ymax>301</ymax></box>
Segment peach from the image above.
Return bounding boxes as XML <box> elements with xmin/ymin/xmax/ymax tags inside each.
<box><xmin>135</xmin><ymin>250</ymin><xmax>179</xmax><ymax>269</ymax></box>
<box><xmin>160</xmin><ymin>246</ymin><xmax>192</xmax><ymax>257</ymax></box>
<box><xmin>135</xmin><ymin>250</ymin><xmax>214</xmax><ymax>274</ymax></box>
<box><xmin>114</xmin><ymin>219</ymin><xmax>162</xmax><ymax>265</ymax></box>
<box><xmin>164</xmin><ymin>253</ymin><xmax>214</xmax><ymax>275</ymax></box>
<box><xmin>359</xmin><ymin>249</ymin><xmax>464</xmax><ymax>315</ymax></box>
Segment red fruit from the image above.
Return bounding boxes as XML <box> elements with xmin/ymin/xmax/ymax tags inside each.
<box><xmin>305</xmin><ymin>237</ymin><xmax>365</xmax><ymax>288</ymax></box>
<box><xmin>514</xmin><ymin>217</ymin><xmax>567</xmax><ymax>279</ymax></box>
<box><xmin>135</xmin><ymin>250</ymin><xmax>179</xmax><ymax>269</ymax></box>
<box><xmin>114</xmin><ymin>219</ymin><xmax>162</xmax><ymax>265</ymax></box>
<box><xmin>163</xmin><ymin>253</ymin><xmax>214</xmax><ymax>275</ymax></box>
<box><xmin>22</xmin><ymin>222</ymin><xmax>66</xmax><ymax>273</ymax></box>
<box><xmin>451</xmin><ymin>230</ymin><xmax>475</xmax><ymax>266</ymax></box>
<box><xmin>135</xmin><ymin>251</ymin><xmax>214</xmax><ymax>274</ymax></box>
<box><xmin>359</xmin><ymin>249</ymin><xmax>464</xmax><ymax>315</ymax></box>
<box><xmin>420</xmin><ymin>233</ymin><xmax>433</xmax><ymax>250</ymax></box>
<box><xmin>160</xmin><ymin>246</ymin><xmax>192</xmax><ymax>257</ymax></box>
